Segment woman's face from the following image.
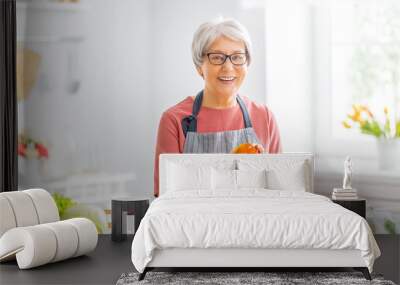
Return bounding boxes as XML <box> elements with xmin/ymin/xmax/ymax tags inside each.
<box><xmin>197</xmin><ymin>36</ymin><xmax>248</xmax><ymax>97</ymax></box>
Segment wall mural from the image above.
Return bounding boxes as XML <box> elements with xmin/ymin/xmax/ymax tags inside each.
<box><xmin>16</xmin><ymin>0</ymin><xmax>399</xmax><ymax>235</ymax></box>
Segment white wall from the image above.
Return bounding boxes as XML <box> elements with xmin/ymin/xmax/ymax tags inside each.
<box><xmin>19</xmin><ymin>0</ymin><xmax>153</xmax><ymax>196</ymax></box>
<box><xmin>103</xmin><ymin>0</ymin><xmax>153</xmax><ymax>192</ymax></box>
<box><xmin>265</xmin><ymin>0</ymin><xmax>313</xmax><ymax>153</ymax></box>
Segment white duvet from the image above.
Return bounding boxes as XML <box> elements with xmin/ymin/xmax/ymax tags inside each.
<box><xmin>131</xmin><ymin>190</ymin><xmax>380</xmax><ymax>273</ymax></box>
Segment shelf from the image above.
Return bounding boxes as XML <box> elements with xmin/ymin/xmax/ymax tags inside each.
<box><xmin>16</xmin><ymin>1</ymin><xmax>88</xmax><ymax>13</ymax></box>
<box><xmin>17</xmin><ymin>35</ymin><xmax>85</xmax><ymax>43</ymax></box>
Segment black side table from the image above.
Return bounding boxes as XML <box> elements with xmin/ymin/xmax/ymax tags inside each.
<box><xmin>332</xmin><ymin>199</ymin><xmax>366</xmax><ymax>218</ymax></box>
<box><xmin>112</xmin><ymin>197</ymin><xmax>150</xmax><ymax>242</ymax></box>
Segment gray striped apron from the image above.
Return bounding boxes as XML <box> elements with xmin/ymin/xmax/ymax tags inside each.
<box><xmin>181</xmin><ymin>90</ymin><xmax>262</xmax><ymax>153</ymax></box>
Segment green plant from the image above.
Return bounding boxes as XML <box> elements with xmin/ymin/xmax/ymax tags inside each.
<box><xmin>52</xmin><ymin>192</ymin><xmax>76</xmax><ymax>219</ymax></box>
<box><xmin>52</xmin><ymin>192</ymin><xmax>105</xmax><ymax>234</ymax></box>
<box><xmin>384</xmin><ymin>218</ymin><xmax>397</xmax><ymax>235</ymax></box>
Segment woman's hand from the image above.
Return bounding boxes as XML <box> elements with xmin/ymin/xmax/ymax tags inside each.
<box><xmin>252</xmin><ymin>143</ymin><xmax>265</xmax><ymax>153</ymax></box>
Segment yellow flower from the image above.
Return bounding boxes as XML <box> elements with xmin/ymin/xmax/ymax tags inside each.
<box><xmin>342</xmin><ymin>121</ymin><xmax>352</xmax><ymax>129</ymax></box>
<box><xmin>384</xmin><ymin>106</ymin><xmax>389</xmax><ymax>115</ymax></box>
<box><xmin>360</xmin><ymin>105</ymin><xmax>374</xmax><ymax>118</ymax></box>
<box><xmin>348</xmin><ymin>106</ymin><xmax>362</xmax><ymax>122</ymax></box>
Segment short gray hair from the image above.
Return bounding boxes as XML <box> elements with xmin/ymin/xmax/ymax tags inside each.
<box><xmin>191</xmin><ymin>17</ymin><xmax>252</xmax><ymax>68</ymax></box>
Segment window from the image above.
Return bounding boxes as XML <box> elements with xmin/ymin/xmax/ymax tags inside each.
<box><xmin>331</xmin><ymin>0</ymin><xmax>400</xmax><ymax>141</ymax></box>
<box><xmin>314</xmin><ymin>0</ymin><xmax>400</xmax><ymax>162</ymax></box>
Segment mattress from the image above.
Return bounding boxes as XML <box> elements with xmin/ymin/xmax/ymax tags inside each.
<box><xmin>131</xmin><ymin>189</ymin><xmax>380</xmax><ymax>273</ymax></box>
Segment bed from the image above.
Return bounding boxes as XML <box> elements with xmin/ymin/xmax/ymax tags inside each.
<box><xmin>131</xmin><ymin>153</ymin><xmax>381</xmax><ymax>281</ymax></box>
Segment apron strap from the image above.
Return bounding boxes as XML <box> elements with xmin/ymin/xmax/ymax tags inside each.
<box><xmin>236</xmin><ymin>95</ymin><xmax>253</xmax><ymax>129</ymax></box>
<box><xmin>181</xmin><ymin>90</ymin><xmax>253</xmax><ymax>137</ymax></box>
<box><xmin>181</xmin><ymin>90</ymin><xmax>203</xmax><ymax>136</ymax></box>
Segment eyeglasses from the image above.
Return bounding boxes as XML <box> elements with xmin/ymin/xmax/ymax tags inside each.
<box><xmin>206</xmin><ymin>52</ymin><xmax>248</xmax><ymax>66</ymax></box>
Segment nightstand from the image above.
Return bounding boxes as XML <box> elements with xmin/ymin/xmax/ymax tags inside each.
<box><xmin>332</xmin><ymin>199</ymin><xmax>366</xmax><ymax>218</ymax></box>
<box><xmin>111</xmin><ymin>197</ymin><xmax>150</xmax><ymax>242</ymax></box>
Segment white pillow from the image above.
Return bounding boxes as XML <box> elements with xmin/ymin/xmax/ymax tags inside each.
<box><xmin>212</xmin><ymin>168</ymin><xmax>237</xmax><ymax>190</ymax></box>
<box><xmin>236</xmin><ymin>169</ymin><xmax>268</xmax><ymax>189</ymax></box>
<box><xmin>266</xmin><ymin>164</ymin><xmax>306</xmax><ymax>191</ymax></box>
<box><xmin>237</xmin><ymin>160</ymin><xmax>308</xmax><ymax>191</ymax></box>
<box><xmin>211</xmin><ymin>168</ymin><xmax>268</xmax><ymax>190</ymax></box>
<box><xmin>167</xmin><ymin>162</ymin><xmax>212</xmax><ymax>192</ymax></box>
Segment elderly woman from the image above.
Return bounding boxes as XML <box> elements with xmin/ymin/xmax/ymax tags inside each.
<box><xmin>153</xmin><ymin>18</ymin><xmax>282</xmax><ymax>197</ymax></box>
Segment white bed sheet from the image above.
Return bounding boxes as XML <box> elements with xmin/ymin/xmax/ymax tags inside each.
<box><xmin>131</xmin><ymin>190</ymin><xmax>380</xmax><ymax>273</ymax></box>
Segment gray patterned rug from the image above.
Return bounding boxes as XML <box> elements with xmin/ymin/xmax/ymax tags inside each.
<box><xmin>116</xmin><ymin>272</ymin><xmax>396</xmax><ymax>285</ymax></box>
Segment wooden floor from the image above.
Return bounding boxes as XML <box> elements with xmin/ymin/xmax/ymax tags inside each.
<box><xmin>0</xmin><ymin>235</ymin><xmax>398</xmax><ymax>285</ymax></box>
<box><xmin>0</xmin><ymin>235</ymin><xmax>134</xmax><ymax>285</ymax></box>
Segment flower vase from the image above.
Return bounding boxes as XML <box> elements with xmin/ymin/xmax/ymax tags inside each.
<box><xmin>376</xmin><ymin>138</ymin><xmax>400</xmax><ymax>170</ymax></box>
<box><xmin>26</xmin><ymin>159</ymin><xmax>43</xmax><ymax>187</ymax></box>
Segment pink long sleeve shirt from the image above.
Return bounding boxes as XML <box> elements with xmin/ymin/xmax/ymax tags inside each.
<box><xmin>154</xmin><ymin>95</ymin><xmax>282</xmax><ymax>197</ymax></box>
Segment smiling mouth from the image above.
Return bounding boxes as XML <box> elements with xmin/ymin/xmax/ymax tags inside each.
<box><xmin>218</xmin><ymin>76</ymin><xmax>236</xmax><ymax>83</ymax></box>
